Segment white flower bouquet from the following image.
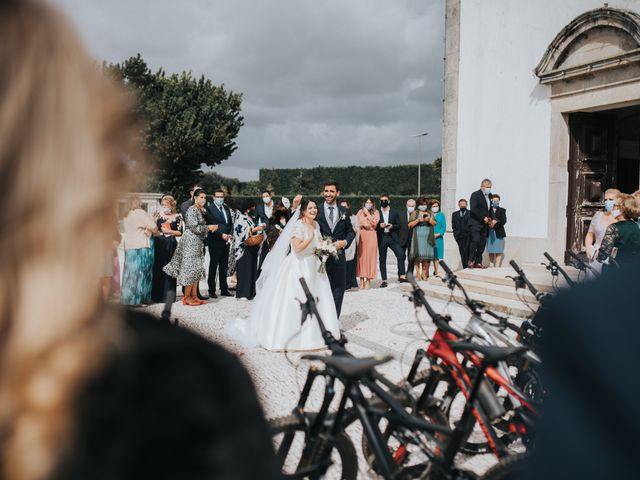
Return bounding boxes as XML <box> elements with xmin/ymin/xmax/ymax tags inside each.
<box><xmin>315</xmin><ymin>236</ymin><xmax>339</xmax><ymax>273</ymax></box>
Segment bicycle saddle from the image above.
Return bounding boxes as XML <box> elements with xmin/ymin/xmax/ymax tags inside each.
<box><xmin>449</xmin><ymin>342</ymin><xmax>529</xmax><ymax>365</ymax></box>
<box><xmin>302</xmin><ymin>354</ymin><xmax>393</xmax><ymax>378</ymax></box>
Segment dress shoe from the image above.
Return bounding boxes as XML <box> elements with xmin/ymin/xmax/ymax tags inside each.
<box><xmin>198</xmin><ymin>294</ymin><xmax>209</xmax><ymax>300</ymax></box>
<box><xmin>398</xmin><ymin>277</ymin><xmax>408</xmax><ymax>283</ymax></box>
<box><xmin>467</xmin><ymin>262</ymin><xmax>475</xmax><ymax>269</ymax></box>
<box><xmin>209</xmin><ymin>293</ymin><xmax>218</xmax><ymax>299</ymax></box>
<box><xmin>220</xmin><ymin>291</ymin><xmax>233</xmax><ymax>297</ymax></box>
<box><xmin>474</xmin><ymin>263</ymin><xmax>487</xmax><ymax>269</ymax></box>
<box><xmin>380</xmin><ymin>281</ymin><xmax>388</xmax><ymax>288</ymax></box>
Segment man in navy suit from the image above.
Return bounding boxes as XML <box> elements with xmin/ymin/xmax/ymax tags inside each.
<box><xmin>205</xmin><ymin>189</ymin><xmax>233</xmax><ymax>298</ymax></box>
<box><xmin>377</xmin><ymin>194</ymin><xmax>407</xmax><ymax>287</ymax></box>
<box><xmin>468</xmin><ymin>179</ymin><xmax>493</xmax><ymax>268</ymax></box>
<box><xmin>316</xmin><ymin>181</ymin><xmax>355</xmax><ymax>318</ymax></box>
<box><xmin>451</xmin><ymin>198</ymin><xmax>471</xmax><ymax>268</ymax></box>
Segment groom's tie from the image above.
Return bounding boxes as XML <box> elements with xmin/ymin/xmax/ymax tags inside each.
<box><xmin>328</xmin><ymin>206</ymin><xmax>335</xmax><ymax>229</ymax></box>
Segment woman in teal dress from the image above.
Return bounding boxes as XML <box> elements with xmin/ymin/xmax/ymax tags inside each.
<box><xmin>408</xmin><ymin>196</ymin><xmax>436</xmax><ymax>281</ymax></box>
<box><xmin>431</xmin><ymin>199</ymin><xmax>446</xmax><ymax>276</ymax></box>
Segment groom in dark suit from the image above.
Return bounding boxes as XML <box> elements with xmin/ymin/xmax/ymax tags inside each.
<box><xmin>316</xmin><ymin>181</ymin><xmax>355</xmax><ymax>318</ymax></box>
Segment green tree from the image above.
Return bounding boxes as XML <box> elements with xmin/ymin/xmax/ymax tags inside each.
<box><xmin>105</xmin><ymin>54</ymin><xmax>244</xmax><ymax>197</ymax></box>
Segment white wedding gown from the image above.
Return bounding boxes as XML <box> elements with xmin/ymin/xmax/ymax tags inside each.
<box><xmin>227</xmin><ymin>220</ymin><xmax>341</xmax><ymax>351</ymax></box>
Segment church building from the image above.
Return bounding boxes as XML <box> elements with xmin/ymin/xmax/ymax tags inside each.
<box><xmin>441</xmin><ymin>0</ymin><xmax>640</xmax><ymax>266</ymax></box>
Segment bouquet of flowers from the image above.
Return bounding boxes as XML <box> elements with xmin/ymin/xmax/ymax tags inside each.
<box><xmin>315</xmin><ymin>236</ymin><xmax>339</xmax><ymax>273</ymax></box>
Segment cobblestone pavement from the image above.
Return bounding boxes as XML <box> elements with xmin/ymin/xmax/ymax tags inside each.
<box><xmin>144</xmin><ymin>274</ymin><xmax>528</xmax><ymax>478</ymax></box>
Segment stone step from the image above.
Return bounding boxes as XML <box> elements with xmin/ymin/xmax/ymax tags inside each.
<box><xmin>413</xmin><ymin>281</ymin><xmax>535</xmax><ymax>318</ymax></box>
<box><xmin>427</xmin><ymin>275</ymin><xmax>539</xmax><ymax>304</ymax></box>
<box><xmin>454</xmin><ymin>266</ymin><xmax>580</xmax><ymax>293</ymax></box>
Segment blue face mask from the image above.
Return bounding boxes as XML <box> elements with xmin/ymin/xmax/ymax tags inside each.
<box><xmin>604</xmin><ymin>199</ymin><xmax>615</xmax><ymax>212</ymax></box>
<box><xmin>214</xmin><ymin>197</ymin><xmax>224</xmax><ymax>207</ymax></box>
<box><xmin>417</xmin><ymin>205</ymin><xmax>428</xmax><ymax>212</ymax></box>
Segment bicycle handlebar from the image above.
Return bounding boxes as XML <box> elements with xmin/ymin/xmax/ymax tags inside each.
<box><xmin>566</xmin><ymin>250</ymin><xmax>599</xmax><ymax>277</ymax></box>
<box><xmin>299</xmin><ymin>277</ymin><xmax>346</xmax><ymax>353</ymax></box>
<box><xmin>543</xmin><ymin>252</ymin><xmax>575</xmax><ymax>287</ymax></box>
<box><xmin>406</xmin><ymin>272</ymin><xmax>463</xmax><ymax>337</ymax></box>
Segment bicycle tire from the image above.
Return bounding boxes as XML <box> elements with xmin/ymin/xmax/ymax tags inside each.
<box><xmin>480</xmin><ymin>452</ymin><xmax>531</xmax><ymax>480</ymax></box>
<box><xmin>269</xmin><ymin>414</ymin><xmax>358</xmax><ymax>480</ymax></box>
<box><xmin>361</xmin><ymin>395</ymin><xmax>449</xmax><ymax>476</ymax></box>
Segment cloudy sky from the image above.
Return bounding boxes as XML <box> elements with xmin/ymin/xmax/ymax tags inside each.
<box><xmin>52</xmin><ymin>0</ymin><xmax>445</xmax><ymax>181</ymax></box>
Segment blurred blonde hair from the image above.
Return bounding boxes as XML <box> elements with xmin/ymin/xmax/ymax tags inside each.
<box><xmin>124</xmin><ymin>195</ymin><xmax>143</xmax><ymax>216</ymax></box>
<box><xmin>0</xmin><ymin>1</ymin><xmax>135</xmax><ymax>479</ymax></box>
<box><xmin>617</xmin><ymin>193</ymin><xmax>640</xmax><ymax>220</ymax></box>
<box><xmin>604</xmin><ymin>188</ymin><xmax>621</xmax><ymax>199</ymax></box>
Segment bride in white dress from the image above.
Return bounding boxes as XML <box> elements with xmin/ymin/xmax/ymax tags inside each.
<box><xmin>227</xmin><ymin>199</ymin><xmax>341</xmax><ymax>351</ymax></box>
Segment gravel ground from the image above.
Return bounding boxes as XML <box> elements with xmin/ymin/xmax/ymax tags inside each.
<box><xmin>142</xmin><ymin>270</ymin><xmax>528</xmax><ymax>478</ymax></box>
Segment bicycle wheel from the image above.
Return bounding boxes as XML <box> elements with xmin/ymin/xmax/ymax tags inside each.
<box><xmin>480</xmin><ymin>452</ymin><xmax>531</xmax><ymax>480</ymax></box>
<box><xmin>361</xmin><ymin>393</ymin><xmax>449</xmax><ymax>477</ymax></box>
<box><xmin>269</xmin><ymin>414</ymin><xmax>358</xmax><ymax>480</ymax></box>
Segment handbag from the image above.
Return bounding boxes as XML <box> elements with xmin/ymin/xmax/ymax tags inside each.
<box><xmin>245</xmin><ymin>232</ymin><xmax>264</xmax><ymax>247</ymax></box>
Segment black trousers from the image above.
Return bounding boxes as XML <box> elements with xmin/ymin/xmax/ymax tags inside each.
<box><xmin>326</xmin><ymin>254</ymin><xmax>346</xmax><ymax>318</ymax></box>
<box><xmin>208</xmin><ymin>238</ymin><xmax>230</xmax><ymax>294</ymax></box>
<box><xmin>402</xmin><ymin>242</ymin><xmax>414</xmax><ymax>274</ymax></box>
<box><xmin>235</xmin><ymin>246</ymin><xmax>258</xmax><ymax>300</ymax></box>
<box><xmin>346</xmin><ymin>259</ymin><xmax>358</xmax><ymax>289</ymax></box>
<box><xmin>379</xmin><ymin>235</ymin><xmax>406</xmax><ymax>280</ymax></box>
<box><xmin>469</xmin><ymin>226</ymin><xmax>488</xmax><ymax>265</ymax></box>
<box><xmin>455</xmin><ymin>236</ymin><xmax>471</xmax><ymax>268</ymax></box>
<box><xmin>257</xmin><ymin>243</ymin><xmax>269</xmax><ymax>277</ymax></box>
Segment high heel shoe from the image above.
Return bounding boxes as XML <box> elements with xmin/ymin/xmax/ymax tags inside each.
<box><xmin>182</xmin><ymin>297</ymin><xmax>187</xmax><ymax>305</ymax></box>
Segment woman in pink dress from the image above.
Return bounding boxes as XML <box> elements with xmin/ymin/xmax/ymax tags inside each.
<box><xmin>356</xmin><ymin>197</ymin><xmax>379</xmax><ymax>289</ymax></box>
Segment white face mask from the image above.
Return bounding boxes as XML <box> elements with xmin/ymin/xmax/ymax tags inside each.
<box><xmin>482</xmin><ymin>187</ymin><xmax>491</xmax><ymax>195</ymax></box>
<box><xmin>365</xmin><ymin>203</ymin><xmax>373</xmax><ymax>210</ymax></box>
<box><xmin>431</xmin><ymin>206</ymin><xmax>440</xmax><ymax>213</ymax></box>
<box><xmin>281</xmin><ymin>197</ymin><xmax>290</xmax><ymax>209</ymax></box>
<box><xmin>161</xmin><ymin>206</ymin><xmax>172</xmax><ymax>215</ymax></box>
<box><xmin>407</xmin><ymin>206</ymin><xmax>415</xmax><ymax>213</ymax></box>
<box><xmin>263</xmin><ymin>196</ymin><xmax>271</xmax><ymax>204</ymax></box>
<box><xmin>612</xmin><ymin>209</ymin><xmax>621</xmax><ymax>218</ymax></box>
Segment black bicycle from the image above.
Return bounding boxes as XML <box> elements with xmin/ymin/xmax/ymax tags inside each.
<box><xmin>268</xmin><ymin>277</ymin><xmax>532</xmax><ymax>479</ymax></box>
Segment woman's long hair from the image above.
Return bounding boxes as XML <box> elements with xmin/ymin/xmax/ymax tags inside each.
<box><xmin>361</xmin><ymin>197</ymin><xmax>377</xmax><ymax>215</ymax></box>
<box><xmin>0</xmin><ymin>2</ymin><xmax>135</xmax><ymax>479</ymax></box>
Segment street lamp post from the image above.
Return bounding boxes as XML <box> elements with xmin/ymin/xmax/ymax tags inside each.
<box><xmin>413</xmin><ymin>132</ymin><xmax>428</xmax><ymax>196</ymax></box>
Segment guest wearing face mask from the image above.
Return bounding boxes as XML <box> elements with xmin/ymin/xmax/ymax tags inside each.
<box><xmin>596</xmin><ymin>194</ymin><xmax>640</xmax><ymax>268</ymax></box>
<box><xmin>431</xmin><ymin>199</ymin><xmax>446</xmax><ymax>276</ymax></box>
<box><xmin>255</xmin><ymin>190</ymin><xmax>274</xmax><ymax>273</ymax></box>
<box><xmin>205</xmin><ymin>189</ymin><xmax>233</xmax><ymax>298</ymax></box>
<box><xmin>486</xmin><ymin>194</ymin><xmax>507</xmax><ymax>268</ymax></box>
<box><xmin>356</xmin><ymin>197</ymin><xmax>379</xmax><ymax>290</ymax></box>
<box><xmin>398</xmin><ymin>198</ymin><xmax>416</xmax><ymax>275</ymax></box>
<box><xmin>408</xmin><ymin>196</ymin><xmax>436</xmax><ymax>281</ymax></box>
<box><xmin>377</xmin><ymin>194</ymin><xmax>406</xmax><ymax>287</ymax></box>
<box><xmin>584</xmin><ymin>188</ymin><xmax>621</xmax><ymax>276</ymax></box>
<box><xmin>451</xmin><ymin>198</ymin><xmax>471</xmax><ymax>268</ymax></box>
<box><xmin>151</xmin><ymin>195</ymin><xmax>182</xmax><ymax>303</ymax></box>
<box><xmin>340</xmin><ymin>200</ymin><xmax>360</xmax><ymax>290</ymax></box>
<box><xmin>468</xmin><ymin>179</ymin><xmax>494</xmax><ymax>268</ymax></box>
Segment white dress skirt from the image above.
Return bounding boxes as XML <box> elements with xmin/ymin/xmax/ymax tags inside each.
<box><xmin>227</xmin><ymin>220</ymin><xmax>341</xmax><ymax>351</ymax></box>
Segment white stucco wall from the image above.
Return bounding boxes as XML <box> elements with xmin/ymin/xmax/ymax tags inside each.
<box><xmin>455</xmin><ymin>0</ymin><xmax>640</xmax><ymax>239</ymax></box>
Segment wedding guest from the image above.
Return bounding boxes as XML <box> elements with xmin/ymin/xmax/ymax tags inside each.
<box><xmin>431</xmin><ymin>199</ymin><xmax>446</xmax><ymax>276</ymax></box>
<box><xmin>255</xmin><ymin>190</ymin><xmax>274</xmax><ymax>272</ymax></box>
<box><xmin>408</xmin><ymin>196</ymin><xmax>436</xmax><ymax>281</ymax></box>
<box><xmin>356</xmin><ymin>197</ymin><xmax>379</xmax><ymax>290</ymax></box>
<box><xmin>164</xmin><ymin>189</ymin><xmax>218</xmax><ymax>306</ymax></box>
<box><xmin>234</xmin><ymin>199</ymin><xmax>263</xmax><ymax>300</ymax></box>
<box><xmin>0</xmin><ymin>3</ymin><xmax>281</xmax><ymax>479</ymax></box>
<box><xmin>121</xmin><ymin>196</ymin><xmax>158</xmax><ymax>306</ymax></box>
<box><xmin>635</xmin><ymin>190</ymin><xmax>640</xmax><ymax>227</ymax></box>
<box><xmin>585</xmin><ymin>188</ymin><xmax>620</xmax><ymax>275</ymax></box>
<box><xmin>398</xmin><ymin>198</ymin><xmax>415</xmax><ymax>275</ymax></box>
<box><xmin>377</xmin><ymin>194</ymin><xmax>406</xmax><ymax>287</ymax></box>
<box><xmin>205</xmin><ymin>189</ymin><xmax>233</xmax><ymax>298</ymax></box>
<box><xmin>452</xmin><ymin>198</ymin><xmax>471</xmax><ymax>268</ymax></box>
<box><xmin>340</xmin><ymin>199</ymin><xmax>359</xmax><ymax>289</ymax></box>
<box><xmin>468</xmin><ymin>178</ymin><xmax>493</xmax><ymax>268</ymax></box>
<box><xmin>151</xmin><ymin>195</ymin><xmax>182</xmax><ymax>303</ymax></box>
<box><xmin>266</xmin><ymin>204</ymin><xmax>290</xmax><ymax>251</ymax></box>
<box><xmin>487</xmin><ymin>194</ymin><xmax>507</xmax><ymax>268</ymax></box>
<box><xmin>180</xmin><ymin>184</ymin><xmax>200</xmax><ymax>218</ymax></box>
<box><xmin>226</xmin><ymin>196</ymin><xmax>241</xmax><ymax>290</ymax></box>
<box><xmin>596</xmin><ymin>194</ymin><xmax>640</xmax><ymax>268</ymax></box>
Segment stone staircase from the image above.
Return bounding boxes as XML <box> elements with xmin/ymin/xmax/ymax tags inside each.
<box><xmin>417</xmin><ymin>263</ymin><xmax>583</xmax><ymax>318</ymax></box>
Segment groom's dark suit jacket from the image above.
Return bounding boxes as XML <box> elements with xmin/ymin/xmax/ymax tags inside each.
<box><xmin>316</xmin><ymin>202</ymin><xmax>355</xmax><ymax>318</ymax></box>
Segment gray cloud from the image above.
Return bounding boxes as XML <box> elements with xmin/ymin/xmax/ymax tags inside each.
<box><xmin>52</xmin><ymin>0</ymin><xmax>444</xmax><ymax>180</ymax></box>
